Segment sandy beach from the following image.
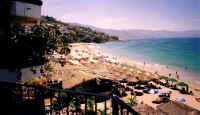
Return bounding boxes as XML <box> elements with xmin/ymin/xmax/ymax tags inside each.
<box><xmin>48</xmin><ymin>43</ymin><xmax>200</xmax><ymax>112</ymax></box>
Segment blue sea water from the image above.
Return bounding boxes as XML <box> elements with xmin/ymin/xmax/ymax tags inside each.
<box><xmin>99</xmin><ymin>38</ymin><xmax>200</xmax><ymax>77</ymax></box>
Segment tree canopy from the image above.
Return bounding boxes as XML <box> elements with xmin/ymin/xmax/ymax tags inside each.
<box><xmin>41</xmin><ymin>16</ymin><xmax>119</xmax><ymax>43</ymax></box>
<box><xmin>0</xmin><ymin>15</ymin><xmax>119</xmax><ymax>70</ymax></box>
<box><xmin>0</xmin><ymin>23</ymin><xmax>61</xmax><ymax>69</ymax></box>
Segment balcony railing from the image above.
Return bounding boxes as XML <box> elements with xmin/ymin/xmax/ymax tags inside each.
<box><xmin>0</xmin><ymin>81</ymin><xmax>138</xmax><ymax>115</ymax></box>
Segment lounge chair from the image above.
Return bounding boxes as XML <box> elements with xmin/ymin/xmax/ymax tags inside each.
<box><xmin>152</xmin><ymin>97</ymin><xmax>163</xmax><ymax>104</ymax></box>
<box><xmin>143</xmin><ymin>89</ymin><xmax>149</xmax><ymax>94</ymax></box>
<box><xmin>135</xmin><ymin>91</ymin><xmax>143</xmax><ymax>96</ymax></box>
<box><xmin>152</xmin><ymin>97</ymin><xmax>170</xmax><ymax>104</ymax></box>
<box><xmin>125</xmin><ymin>87</ymin><xmax>131</xmax><ymax>91</ymax></box>
<box><xmin>135</xmin><ymin>85</ymin><xmax>145</xmax><ymax>90</ymax></box>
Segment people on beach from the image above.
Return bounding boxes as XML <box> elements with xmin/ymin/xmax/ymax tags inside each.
<box><xmin>169</xmin><ymin>73</ymin><xmax>171</xmax><ymax>78</ymax></box>
<box><xmin>175</xmin><ymin>71</ymin><xmax>179</xmax><ymax>79</ymax></box>
<box><xmin>177</xmin><ymin>74</ymin><xmax>179</xmax><ymax>80</ymax></box>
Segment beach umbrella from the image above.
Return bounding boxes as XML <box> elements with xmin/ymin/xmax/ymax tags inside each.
<box><xmin>169</xmin><ymin>78</ymin><xmax>177</xmax><ymax>82</ymax></box>
<box><xmin>137</xmin><ymin>73</ymin><xmax>152</xmax><ymax>82</ymax></box>
<box><xmin>160</xmin><ymin>76</ymin><xmax>169</xmax><ymax>85</ymax></box>
<box><xmin>175</xmin><ymin>97</ymin><xmax>186</xmax><ymax>102</ymax></box>
<box><xmin>177</xmin><ymin>82</ymin><xmax>187</xmax><ymax>87</ymax></box>
<box><xmin>129</xmin><ymin>68</ymin><xmax>134</xmax><ymax>72</ymax></box>
<box><xmin>148</xmin><ymin>89</ymin><xmax>158</xmax><ymax>94</ymax></box>
<box><xmin>169</xmin><ymin>78</ymin><xmax>178</xmax><ymax>86</ymax></box>
<box><xmin>156</xmin><ymin>101</ymin><xmax>199</xmax><ymax>115</ymax></box>
<box><xmin>127</xmin><ymin>82</ymin><xmax>136</xmax><ymax>90</ymax></box>
<box><xmin>116</xmin><ymin>84</ymin><xmax>124</xmax><ymax>88</ymax></box>
<box><xmin>161</xmin><ymin>76</ymin><xmax>168</xmax><ymax>80</ymax></box>
<box><xmin>150</xmin><ymin>74</ymin><xmax>160</xmax><ymax>80</ymax></box>
<box><xmin>126</xmin><ymin>71</ymin><xmax>133</xmax><ymax>77</ymax></box>
<box><xmin>119</xmin><ymin>79</ymin><xmax>127</xmax><ymax>83</ymax></box>
<box><xmin>145</xmin><ymin>72</ymin><xmax>151</xmax><ymax>76</ymax></box>
<box><xmin>159</xmin><ymin>89</ymin><xmax>170</xmax><ymax>94</ymax></box>
<box><xmin>177</xmin><ymin>82</ymin><xmax>189</xmax><ymax>92</ymax></box>
<box><xmin>149</xmin><ymin>72</ymin><xmax>153</xmax><ymax>75</ymax></box>
<box><xmin>119</xmin><ymin>79</ymin><xmax>128</xmax><ymax>86</ymax></box>
<box><xmin>127</xmin><ymin>77</ymin><xmax>139</xmax><ymax>83</ymax></box>
<box><xmin>137</xmin><ymin>70</ymin><xmax>143</xmax><ymax>74</ymax></box>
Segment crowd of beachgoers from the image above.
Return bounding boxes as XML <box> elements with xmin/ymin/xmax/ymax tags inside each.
<box><xmin>38</xmin><ymin>43</ymin><xmax>200</xmax><ymax>113</ymax></box>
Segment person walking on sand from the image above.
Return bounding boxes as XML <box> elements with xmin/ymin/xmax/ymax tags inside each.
<box><xmin>175</xmin><ymin>71</ymin><xmax>179</xmax><ymax>79</ymax></box>
<box><xmin>169</xmin><ymin>73</ymin><xmax>171</xmax><ymax>78</ymax></box>
<box><xmin>143</xmin><ymin>61</ymin><xmax>146</xmax><ymax>69</ymax></box>
<box><xmin>177</xmin><ymin>74</ymin><xmax>179</xmax><ymax>80</ymax></box>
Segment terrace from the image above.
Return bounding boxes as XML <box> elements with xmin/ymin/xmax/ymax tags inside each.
<box><xmin>0</xmin><ymin>81</ymin><xmax>138</xmax><ymax>115</ymax></box>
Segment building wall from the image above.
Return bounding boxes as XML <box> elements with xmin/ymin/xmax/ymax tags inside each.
<box><xmin>0</xmin><ymin>66</ymin><xmax>42</xmax><ymax>82</ymax></box>
<box><xmin>11</xmin><ymin>1</ymin><xmax>41</xmax><ymax>19</ymax></box>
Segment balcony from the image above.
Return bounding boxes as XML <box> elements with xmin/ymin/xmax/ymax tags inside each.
<box><xmin>0</xmin><ymin>81</ymin><xmax>138</xmax><ymax>115</ymax></box>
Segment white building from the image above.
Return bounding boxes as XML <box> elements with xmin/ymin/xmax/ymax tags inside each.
<box><xmin>10</xmin><ymin>0</ymin><xmax>43</xmax><ymax>25</ymax></box>
<box><xmin>0</xmin><ymin>0</ymin><xmax>43</xmax><ymax>82</ymax></box>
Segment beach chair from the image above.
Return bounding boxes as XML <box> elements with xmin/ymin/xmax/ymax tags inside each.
<box><xmin>152</xmin><ymin>97</ymin><xmax>163</xmax><ymax>104</ymax></box>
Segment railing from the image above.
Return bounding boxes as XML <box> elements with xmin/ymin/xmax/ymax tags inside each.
<box><xmin>0</xmin><ymin>81</ymin><xmax>138</xmax><ymax>115</ymax></box>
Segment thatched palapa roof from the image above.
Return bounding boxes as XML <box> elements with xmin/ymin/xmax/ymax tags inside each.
<box><xmin>157</xmin><ymin>101</ymin><xmax>200</xmax><ymax>115</ymax></box>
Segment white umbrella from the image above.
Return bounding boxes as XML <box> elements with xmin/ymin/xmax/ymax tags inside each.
<box><xmin>74</xmin><ymin>55</ymin><xmax>82</xmax><ymax>59</ymax></box>
<box><xmin>175</xmin><ymin>97</ymin><xmax>185</xmax><ymax>102</ymax></box>
<box><xmin>159</xmin><ymin>89</ymin><xmax>170</xmax><ymax>94</ymax></box>
<box><xmin>148</xmin><ymin>89</ymin><xmax>158</xmax><ymax>94</ymax></box>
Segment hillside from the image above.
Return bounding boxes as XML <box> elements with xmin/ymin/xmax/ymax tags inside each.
<box><xmin>0</xmin><ymin>16</ymin><xmax>119</xmax><ymax>69</ymax></box>
<box><xmin>41</xmin><ymin>16</ymin><xmax>119</xmax><ymax>43</ymax></box>
<box><xmin>65</xmin><ymin>22</ymin><xmax>200</xmax><ymax>40</ymax></box>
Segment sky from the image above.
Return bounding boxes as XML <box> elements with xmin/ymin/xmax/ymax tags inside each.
<box><xmin>42</xmin><ymin>0</ymin><xmax>200</xmax><ymax>31</ymax></box>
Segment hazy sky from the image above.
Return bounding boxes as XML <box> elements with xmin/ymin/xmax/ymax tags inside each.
<box><xmin>42</xmin><ymin>0</ymin><xmax>200</xmax><ymax>31</ymax></box>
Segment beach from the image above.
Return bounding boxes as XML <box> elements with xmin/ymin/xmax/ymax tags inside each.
<box><xmin>99</xmin><ymin>39</ymin><xmax>200</xmax><ymax>87</ymax></box>
<box><xmin>48</xmin><ymin>42</ymin><xmax>200</xmax><ymax>112</ymax></box>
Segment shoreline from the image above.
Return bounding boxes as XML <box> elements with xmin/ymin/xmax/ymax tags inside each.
<box><xmin>58</xmin><ymin>42</ymin><xmax>200</xmax><ymax>111</ymax></box>
<box><xmin>96</xmin><ymin>43</ymin><xmax>200</xmax><ymax>89</ymax></box>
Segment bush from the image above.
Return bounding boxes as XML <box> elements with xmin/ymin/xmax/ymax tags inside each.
<box><xmin>127</xmin><ymin>96</ymin><xmax>137</xmax><ymax>107</ymax></box>
<box><xmin>2</xmin><ymin>23</ymin><xmax>61</xmax><ymax>69</ymax></box>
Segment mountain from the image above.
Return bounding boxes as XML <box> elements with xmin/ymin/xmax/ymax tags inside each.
<box><xmin>41</xmin><ymin>16</ymin><xmax>119</xmax><ymax>43</ymax></box>
<box><xmin>68</xmin><ymin>23</ymin><xmax>200</xmax><ymax>40</ymax></box>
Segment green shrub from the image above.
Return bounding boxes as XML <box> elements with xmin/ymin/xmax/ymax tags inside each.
<box><xmin>127</xmin><ymin>96</ymin><xmax>137</xmax><ymax>107</ymax></box>
<box><xmin>44</xmin><ymin>63</ymin><xmax>53</xmax><ymax>72</ymax></box>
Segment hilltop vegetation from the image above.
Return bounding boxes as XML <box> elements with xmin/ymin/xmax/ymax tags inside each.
<box><xmin>0</xmin><ymin>15</ymin><xmax>118</xmax><ymax>69</ymax></box>
<box><xmin>41</xmin><ymin>16</ymin><xmax>119</xmax><ymax>43</ymax></box>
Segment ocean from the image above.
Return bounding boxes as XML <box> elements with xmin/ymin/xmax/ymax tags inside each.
<box><xmin>99</xmin><ymin>38</ymin><xmax>200</xmax><ymax>82</ymax></box>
